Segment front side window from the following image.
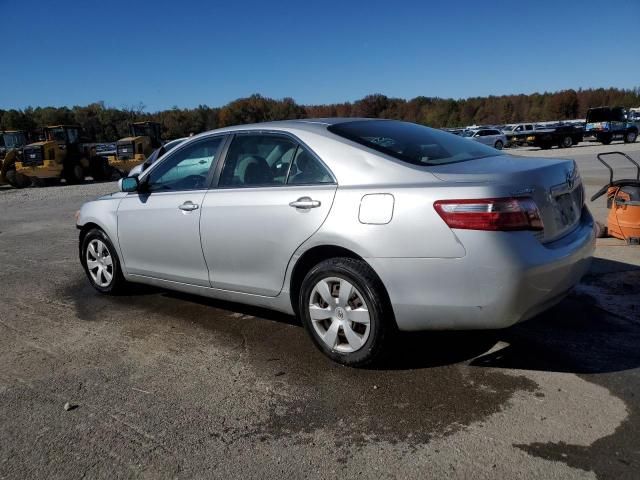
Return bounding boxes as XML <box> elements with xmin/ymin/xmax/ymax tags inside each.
<box><xmin>48</xmin><ymin>128</ymin><xmax>67</xmax><ymax>143</ymax></box>
<box><xmin>328</xmin><ymin>120</ymin><xmax>504</xmax><ymax>166</ymax></box>
<box><xmin>145</xmin><ymin>136</ymin><xmax>223</xmax><ymax>192</ymax></box>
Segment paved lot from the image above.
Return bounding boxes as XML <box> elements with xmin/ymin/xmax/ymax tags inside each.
<box><xmin>1</xmin><ymin>141</ymin><xmax>639</xmax><ymax>479</ymax></box>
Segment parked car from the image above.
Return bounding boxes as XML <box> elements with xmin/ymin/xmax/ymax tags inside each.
<box><xmin>462</xmin><ymin>128</ymin><xmax>507</xmax><ymax>149</ymax></box>
<box><xmin>524</xmin><ymin>124</ymin><xmax>584</xmax><ymax>149</ymax></box>
<box><xmin>77</xmin><ymin>119</ymin><xmax>595</xmax><ymax>366</ymax></box>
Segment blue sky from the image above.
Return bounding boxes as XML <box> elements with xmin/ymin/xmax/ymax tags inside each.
<box><xmin>2</xmin><ymin>0</ymin><xmax>638</xmax><ymax>111</ymax></box>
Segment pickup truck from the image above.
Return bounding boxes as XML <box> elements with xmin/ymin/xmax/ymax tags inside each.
<box><xmin>523</xmin><ymin>124</ymin><xmax>584</xmax><ymax>149</ymax></box>
<box><xmin>502</xmin><ymin>123</ymin><xmax>538</xmax><ymax>146</ymax></box>
<box><xmin>584</xmin><ymin>107</ymin><xmax>639</xmax><ymax>144</ymax></box>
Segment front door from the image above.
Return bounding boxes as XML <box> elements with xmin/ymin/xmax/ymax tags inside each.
<box><xmin>200</xmin><ymin>133</ymin><xmax>337</xmax><ymax>296</ymax></box>
<box><xmin>117</xmin><ymin>135</ymin><xmax>225</xmax><ymax>286</ymax></box>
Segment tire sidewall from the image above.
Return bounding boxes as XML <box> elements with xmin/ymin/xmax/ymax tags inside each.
<box><xmin>299</xmin><ymin>259</ymin><xmax>388</xmax><ymax>366</ymax></box>
<box><xmin>81</xmin><ymin>229</ymin><xmax>121</xmax><ymax>294</ymax></box>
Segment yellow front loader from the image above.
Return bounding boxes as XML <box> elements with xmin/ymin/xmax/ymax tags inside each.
<box><xmin>11</xmin><ymin>125</ymin><xmax>109</xmax><ymax>187</ymax></box>
<box><xmin>107</xmin><ymin>121</ymin><xmax>162</xmax><ymax>175</ymax></box>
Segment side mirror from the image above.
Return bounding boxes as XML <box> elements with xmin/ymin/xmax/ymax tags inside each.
<box><xmin>119</xmin><ymin>176</ymin><xmax>139</xmax><ymax>192</ymax></box>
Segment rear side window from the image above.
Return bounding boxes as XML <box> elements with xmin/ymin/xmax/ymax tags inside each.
<box><xmin>287</xmin><ymin>147</ymin><xmax>333</xmax><ymax>185</ymax></box>
<box><xmin>219</xmin><ymin>134</ymin><xmax>334</xmax><ymax>187</ymax></box>
<box><xmin>328</xmin><ymin>120</ymin><xmax>503</xmax><ymax>166</ymax></box>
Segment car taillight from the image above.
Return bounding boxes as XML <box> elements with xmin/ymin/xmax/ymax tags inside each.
<box><xmin>434</xmin><ymin>198</ymin><xmax>544</xmax><ymax>231</ymax></box>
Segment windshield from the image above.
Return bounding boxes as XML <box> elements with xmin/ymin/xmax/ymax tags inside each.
<box><xmin>501</xmin><ymin>126</ymin><xmax>513</xmax><ymax>132</ymax></box>
<box><xmin>328</xmin><ymin>120</ymin><xmax>503</xmax><ymax>166</ymax></box>
<box><xmin>3</xmin><ymin>132</ymin><xmax>26</xmax><ymax>148</ymax></box>
<box><xmin>461</xmin><ymin>130</ymin><xmax>475</xmax><ymax>137</ymax></box>
<box><xmin>131</xmin><ymin>123</ymin><xmax>160</xmax><ymax>140</ymax></box>
<box><xmin>587</xmin><ymin>108</ymin><xmax>625</xmax><ymax>123</ymax></box>
<box><xmin>46</xmin><ymin>127</ymin><xmax>67</xmax><ymax>142</ymax></box>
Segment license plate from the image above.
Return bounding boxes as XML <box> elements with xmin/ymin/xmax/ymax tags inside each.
<box><xmin>29</xmin><ymin>154</ymin><xmax>36</xmax><ymax>159</ymax></box>
<box><xmin>555</xmin><ymin>193</ymin><xmax>578</xmax><ymax>227</ymax></box>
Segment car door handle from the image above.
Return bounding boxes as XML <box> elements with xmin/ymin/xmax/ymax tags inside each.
<box><xmin>289</xmin><ymin>197</ymin><xmax>321</xmax><ymax>209</ymax></box>
<box><xmin>179</xmin><ymin>201</ymin><xmax>199</xmax><ymax>211</ymax></box>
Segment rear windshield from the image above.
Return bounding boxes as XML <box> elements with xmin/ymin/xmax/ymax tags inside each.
<box><xmin>327</xmin><ymin>120</ymin><xmax>503</xmax><ymax>166</ymax></box>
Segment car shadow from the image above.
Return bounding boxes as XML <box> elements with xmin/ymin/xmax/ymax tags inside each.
<box><xmin>114</xmin><ymin>257</ymin><xmax>640</xmax><ymax>374</ymax></box>
<box><xmin>467</xmin><ymin>257</ymin><xmax>640</xmax><ymax>374</ymax></box>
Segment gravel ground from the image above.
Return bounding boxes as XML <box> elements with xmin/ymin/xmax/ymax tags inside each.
<box><xmin>1</xmin><ymin>141</ymin><xmax>640</xmax><ymax>479</ymax></box>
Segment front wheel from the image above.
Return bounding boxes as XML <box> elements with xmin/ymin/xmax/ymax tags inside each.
<box><xmin>624</xmin><ymin>130</ymin><xmax>638</xmax><ymax>143</ymax></box>
<box><xmin>299</xmin><ymin>257</ymin><xmax>393</xmax><ymax>367</ymax></box>
<box><xmin>494</xmin><ymin>140</ymin><xmax>504</xmax><ymax>150</ymax></box>
<box><xmin>560</xmin><ymin>136</ymin><xmax>573</xmax><ymax>148</ymax></box>
<box><xmin>81</xmin><ymin>228</ymin><xmax>127</xmax><ymax>294</ymax></box>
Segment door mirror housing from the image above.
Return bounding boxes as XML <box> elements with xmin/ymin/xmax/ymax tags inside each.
<box><xmin>119</xmin><ymin>176</ymin><xmax>139</xmax><ymax>192</ymax></box>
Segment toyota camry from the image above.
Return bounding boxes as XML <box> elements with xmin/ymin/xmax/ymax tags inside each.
<box><xmin>77</xmin><ymin>119</ymin><xmax>595</xmax><ymax>366</ymax></box>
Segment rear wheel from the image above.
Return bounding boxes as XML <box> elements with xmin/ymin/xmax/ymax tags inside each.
<box><xmin>64</xmin><ymin>163</ymin><xmax>85</xmax><ymax>184</ymax></box>
<box><xmin>624</xmin><ymin>130</ymin><xmax>637</xmax><ymax>143</ymax></box>
<box><xmin>494</xmin><ymin>140</ymin><xmax>504</xmax><ymax>150</ymax></box>
<box><xmin>299</xmin><ymin>257</ymin><xmax>393</xmax><ymax>367</ymax></box>
<box><xmin>90</xmin><ymin>157</ymin><xmax>111</xmax><ymax>181</ymax></box>
<box><xmin>80</xmin><ymin>228</ymin><xmax>127</xmax><ymax>294</ymax></box>
<box><xmin>599</xmin><ymin>134</ymin><xmax>613</xmax><ymax>145</ymax></box>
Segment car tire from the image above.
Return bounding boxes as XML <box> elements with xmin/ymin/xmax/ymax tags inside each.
<box><xmin>80</xmin><ymin>228</ymin><xmax>127</xmax><ymax>294</ymax></box>
<box><xmin>599</xmin><ymin>134</ymin><xmax>613</xmax><ymax>145</ymax></box>
<box><xmin>494</xmin><ymin>140</ymin><xmax>504</xmax><ymax>150</ymax></box>
<box><xmin>560</xmin><ymin>136</ymin><xmax>573</xmax><ymax>148</ymax></box>
<box><xmin>5</xmin><ymin>170</ymin><xmax>31</xmax><ymax>188</ymax></box>
<box><xmin>299</xmin><ymin>257</ymin><xmax>394</xmax><ymax>367</ymax></box>
<box><xmin>624</xmin><ymin>130</ymin><xmax>637</xmax><ymax>143</ymax></box>
<box><xmin>64</xmin><ymin>162</ymin><xmax>85</xmax><ymax>184</ymax></box>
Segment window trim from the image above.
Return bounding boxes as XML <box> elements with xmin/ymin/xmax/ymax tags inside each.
<box><xmin>212</xmin><ymin>130</ymin><xmax>337</xmax><ymax>190</ymax></box>
<box><xmin>138</xmin><ymin>134</ymin><xmax>228</xmax><ymax>193</ymax></box>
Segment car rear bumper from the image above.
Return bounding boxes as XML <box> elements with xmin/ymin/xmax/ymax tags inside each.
<box><xmin>368</xmin><ymin>207</ymin><xmax>596</xmax><ymax>331</ymax></box>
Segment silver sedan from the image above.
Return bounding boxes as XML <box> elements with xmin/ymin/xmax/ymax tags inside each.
<box><xmin>77</xmin><ymin>119</ymin><xmax>595</xmax><ymax>366</ymax></box>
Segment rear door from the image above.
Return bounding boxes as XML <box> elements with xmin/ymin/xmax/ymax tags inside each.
<box><xmin>200</xmin><ymin>133</ymin><xmax>337</xmax><ymax>296</ymax></box>
<box><xmin>117</xmin><ymin>136</ymin><xmax>225</xmax><ymax>286</ymax></box>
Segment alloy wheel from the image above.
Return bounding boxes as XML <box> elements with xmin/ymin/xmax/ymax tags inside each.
<box><xmin>86</xmin><ymin>239</ymin><xmax>114</xmax><ymax>287</ymax></box>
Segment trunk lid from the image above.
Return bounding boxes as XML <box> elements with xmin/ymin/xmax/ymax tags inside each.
<box><xmin>429</xmin><ymin>154</ymin><xmax>583</xmax><ymax>243</ymax></box>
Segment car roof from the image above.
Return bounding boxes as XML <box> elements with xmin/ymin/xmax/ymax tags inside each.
<box><xmin>191</xmin><ymin>118</ymin><xmax>380</xmax><ymax>139</ymax></box>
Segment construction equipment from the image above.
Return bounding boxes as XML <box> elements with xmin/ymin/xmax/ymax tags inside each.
<box><xmin>11</xmin><ymin>125</ymin><xmax>109</xmax><ymax>187</ymax></box>
<box><xmin>1</xmin><ymin>130</ymin><xmax>29</xmax><ymax>186</ymax></box>
<box><xmin>108</xmin><ymin>121</ymin><xmax>162</xmax><ymax>175</ymax></box>
<box><xmin>590</xmin><ymin>152</ymin><xmax>640</xmax><ymax>244</ymax></box>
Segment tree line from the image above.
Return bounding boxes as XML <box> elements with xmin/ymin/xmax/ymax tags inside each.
<box><xmin>1</xmin><ymin>87</ymin><xmax>639</xmax><ymax>143</ymax></box>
